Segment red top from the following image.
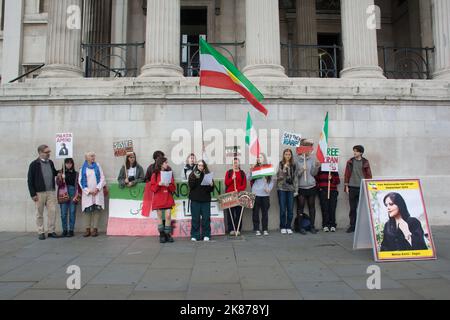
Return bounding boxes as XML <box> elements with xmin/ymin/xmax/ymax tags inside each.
<box><xmin>150</xmin><ymin>171</ymin><xmax>176</xmax><ymax>210</ymax></box>
<box><xmin>224</xmin><ymin>169</ymin><xmax>247</xmax><ymax>193</ymax></box>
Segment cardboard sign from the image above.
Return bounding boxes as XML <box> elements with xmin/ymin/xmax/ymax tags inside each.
<box><xmin>296</xmin><ymin>145</ymin><xmax>314</xmax><ymax>155</ymax></box>
<box><xmin>238</xmin><ymin>191</ymin><xmax>256</xmax><ymax>209</ymax></box>
<box><xmin>218</xmin><ymin>191</ymin><xmax>240</xmax><ymax>210</ymax></box>
<box><xmin>282</xmin><ymin>132</ymin><xmax>302</xmax><ymax>147</ymax></box>
<box><xmin>225</xmin><ymin>146</ymin><xmax>241</xmax><ymax>157</ymax></box>
<box><xmin>321</xmin><ymin>147</ymin><xmax>340</xmax><ymax>172</ymax></box>
<box><xmin>56</xmin><ymin>133</ymin><xmax>73</xmax><ymax>159</ymax></box>
<box><xmin>354</xmin><ymin>179</ymin><xmax>437</xmax><ymax>262</ymax></box>
<box><xmin>113</xmin><ymin>140</ymin><xmax>133</xmax><ymax>157</ymax></box>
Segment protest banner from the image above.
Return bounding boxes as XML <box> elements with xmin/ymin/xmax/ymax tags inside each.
<box><xmin>282</xmin><ymin>132</ymin><xmax>302</xmax><ymax>147</ymax></box>
<box><xmin>113</xmin><ymin>140</ymin><xmax>134</xmax><ymax>157</ymax></box>
<box><xmin>56</xmin><ymin>133</ymin><xmax>73</xmax><ymax>159</ymax></box>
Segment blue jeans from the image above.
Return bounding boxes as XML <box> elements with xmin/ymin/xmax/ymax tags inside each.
<box><xmin>60</xmin><ymin>185</ymin><xmax>77</xmax><ymax>231</ymax></box>
<box><xmin>278</xmin><ymin>190</ymin><xmax>294</xmax><ymax>229</ymax></box>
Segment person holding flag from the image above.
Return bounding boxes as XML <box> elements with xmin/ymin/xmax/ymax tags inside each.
<box><xmin>249</xmin><ymin>153</ymin><xmax>274</xmax><ymax>236</ymax></box>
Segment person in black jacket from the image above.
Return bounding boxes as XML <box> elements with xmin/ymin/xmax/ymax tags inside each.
<box><xmin>27</xmin><ymin>144</ymin><xmax>61</xmax><ymax>240</ymax></box>
<box><xmin>380</xmin><ymin>192</ymin><xmax>428</xmax><ymax>252</ymax></box>
<box><xmin>188</xmin><ymin>160</ymin><xmax>214</xmax><ymax>242</ymax></box>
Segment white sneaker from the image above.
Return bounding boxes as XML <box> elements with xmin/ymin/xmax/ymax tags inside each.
<box><xmin>330</xmin><ymin>227</ymin><xmax>336</xmax><ymax>232</ymax></box>
<box><xmin>263</xmin><ymin>231</ymin><xmax>269</xmax><ymax>236</ymax></box>
<box><xmin>236</xmin><ymin>231</ymin><xmax>241</xmax><ymax>236</ymax></box>
<box><xmin>229</xmin><ymin>231</ymin><xmax>236</xmax><ymax>236</ymax></box>
<box><xmin>287</xmin><ymin>229</ymin><xmax>293</xmax><ymax>235</ymax></box>
<box><xmin>323</xmin><ymin>227</ymin><xmax>330</xmax><ymax>232</ymax></box>
<box><xmin>255</xmin><ymin>230</ymin><xmax>262</xmax><ymax>236</ymax></box>
<box><xmin>281</xmin><ymin>229</ymin><xmax>287</xmax><ymax>234</ymax></box>
<box><xmin>203</xmin><ymin>236</ymin><xmax>210</xmax><ymax>242</ymax></box>
<box><xmin>191</xmin><ymin>238</ymin><xmax>197</xmax><ymax>242</ymax></box>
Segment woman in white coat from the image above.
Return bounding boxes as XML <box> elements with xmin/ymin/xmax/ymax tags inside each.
<box><xmin>78</xmin><ymin>152</ymin><xmax>106</xmax><ymax>237</ymax></box>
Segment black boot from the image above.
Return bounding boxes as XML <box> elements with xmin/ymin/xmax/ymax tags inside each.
<box><xmin>165</xmin><ymin>232</ymin><xmax>174</xmax><ymax>243</ymax></box>
<box><xmin>159</xmin><ymin>231</ymin><xmax>167</xmax><ymax>243</ymax></box>
<box><xmin>298</xmin><ymin>214</ymin><xmax>307</xmax><ymax>235</ymax></box>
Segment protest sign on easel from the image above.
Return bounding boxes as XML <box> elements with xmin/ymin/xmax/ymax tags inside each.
<box><xmin>354</xmin><ymin>179</ymin><xmax>437</xmax><ymax>262</ymax></box>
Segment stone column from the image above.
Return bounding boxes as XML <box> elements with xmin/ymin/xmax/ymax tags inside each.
<box><xmin>243</xmin><ymin>0</ymin><xmax>286</xmax><ymax>77</ymax></box>
<box><xmin>1</xmin><ymin>0</ymin><xmax>24</xmax><ymax>84</ymax></box>
<box><xmin>296</xmin><ymin>0</ymin><xmax>318</xmax><ymax>77</ymax></box>
<box><xmin>39</xmin><ymin>0</ymin><xmax>83</xmax><ymax>78</ymax></box>
<box><xmin>140</xmin><ymin>0</ymin><xmax>183</xmax><ymax>77</ymax></box>
<box><xmin>83</xmin><ymin>0</ymin><xmax>112</xmax><ymax>45</ymax></box>
<box><xmin>431</xmin><ymin>0</ymin><xmax>450</xmax><ymax>80</ymax></box>
<box><xmin>110</xmin><ymin>0</ymin><xmax>128</xmax><ymax>72</ymax></box>
<box><xmin>339</xmin><ymin>0</ymin><xmax>385</xmax><ymax>79</ymax></box>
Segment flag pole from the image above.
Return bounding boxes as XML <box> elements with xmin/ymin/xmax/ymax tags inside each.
<box><xmin>327</xmin><ymin>170</ymin><xmax>331</xmax><ymax>200</ymax></box>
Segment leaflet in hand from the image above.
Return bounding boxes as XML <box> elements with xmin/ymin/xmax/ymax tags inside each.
<box><xmin>161</xmin><ymin>171</ymin><xmax>173</xmax><ymax>185</ymax></box>
<box><xmin>201</xmin><ymin>173</ymin><xmax>214</xmax><ymax>186</ymax></box>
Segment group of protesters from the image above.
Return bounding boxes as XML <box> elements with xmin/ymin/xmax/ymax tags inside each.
<box><xmin>27</xmin><ymin>141</ymin><xmax>372</xmax><ymax>242</ymax></box>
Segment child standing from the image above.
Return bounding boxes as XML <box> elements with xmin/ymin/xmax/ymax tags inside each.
<box><xmin>316</xmin><ymin>169</ymin><xmax>340</xmax><ymax>232</ymax></box>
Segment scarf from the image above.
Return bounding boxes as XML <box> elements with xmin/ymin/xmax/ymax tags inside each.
<box><xmin>81</xmin><ymin>161</ymin><xmax>100</xmax><ymax>189</ymax></box>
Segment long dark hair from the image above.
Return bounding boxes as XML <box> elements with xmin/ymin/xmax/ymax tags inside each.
<box><xmin>154</xmin><ymin>157</ymin><xmax>168</xmax><ymax>174</ymax></box>
<box><xmin>281</xmin><ymin>149</ymin><xmax>294</xmax><ymax>167</ymax></box>
<box><xmin>383</xmin><ymin>192</ymin><xmax>411</xmax><ymax>229</ymax></box>
<box><xmin>196</xmin><ymin>160</ymin><xmax>210</xmax><ymax>174</ymax></box>
<box><xmin>125</xmin><ymin>152</ymin><xmax>138</xmax><ymax>169</ymax></box>
<box><xmin>62</xmin><ymin>158</ymin><xmax>75</xmax><ymax>172</ymax></box>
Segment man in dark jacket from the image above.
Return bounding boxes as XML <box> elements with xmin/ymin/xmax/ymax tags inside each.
<box><xmin>27</xmin><ymin>145</ymin><xmax>61</xmax><ymax>240</ymax></box>
<box><xmin>344</xmin><ymin>145</ymin><xmax>372</xmax><ymax>233</ymax></box>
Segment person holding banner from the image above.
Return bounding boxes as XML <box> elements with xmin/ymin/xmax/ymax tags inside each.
<box><xmin>150</xmin><ymin>157</ymin><xmax>176</xmax><ymax>243</ymax></box>
<box><xmin>316</xmin><ymin>168</ymin><xmax>340</xmax><ymax>232</ymax></box>
<box><xmin>188</xmin><ymin>160</ymin><xmax>214</xmax><ymax>242</ymax></box>
<box><xmin>79</xmin><ymin>152</ymin><xmax>106</xmax><ymax>237</ymax></box>
<box><xmin>296</xmin><ymin>140</ymin><xmax>321</xmax><ymax>235</ymax></box>
<box><xmin>224</xmin><ymin>158</ymin><xmax>247</xmax><ymax>236</ymax></box>
<box><xmin>276</xmin><ymin>149</ymin><xmax>298</xmax><ymax>235</ymax></box>
<box><xmin>117</xmin><ymin>152</ymin><xmax>145</xmax><ymax>188</ymax></box>
<box><xmin>380</xmin><ymin>192</ymin><xmax>428</xmax><ymax>252</ymax></box>
<box><xmin>250</xmin><ymin>153</ymin><xmax>274</xmax><ymax>236</ymax></box>
<box><xmin>27</xmin><ymin>145</ymin><xmax>61</xmax><ymax>240</ymax></box>
<box><xmin>344</xmin><ymin>145</ymin><xmax>372</xmax><ymax>233</ymax></box>
<box><xmin>56</xmin><ymin>158</ymin><xmax>79</xmax><ymax>237</ymax></box>
<box><xmin>181</xmin><ymin>153</ymin><xmax>197</xmax><ymax>180</ymax></box>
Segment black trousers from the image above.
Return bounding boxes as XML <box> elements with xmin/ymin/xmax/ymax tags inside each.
<box><xmin>297</xmin><ymin>189</ymin><xmax>317</xmax><ymax>227</ymax></box>
<box><xmin>252</xmin><ymin>196</ymin><xmax>270</xmax><ymax>231</ymax></box>
<box><xmin>226</xmin><ymin>206</ymin><xmax>243</xmax><ymax>232</ymax></box>
<box><xmin>348</xmin><ymin>187</ymin><xmax>360</xmax><ymax>228</ymax></box>
<box><xmin>318</xmin><ymin>190</ymin><xmax>338</xmax><ymax>228</ymax></box>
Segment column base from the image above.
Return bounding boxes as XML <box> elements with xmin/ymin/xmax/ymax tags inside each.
<box><xmin>432</xmin><ymin>69</ymin><xmax>450</xmax><ymax>81</ymax></box>
<box><xmin>340</xmin><ymin>66</ymin><xmax>386</xmax><ymax>79</ymax></box>
<box><xmin>139</xmin><ymin>64</ymin><xmax>184</xmax><ymax>78</ymax></box>
<box><xmin>38</xmin><ymin>64</ymin><xmax>83</xmax><ymax>78</ymax></box>
<box><xmin>242</xmin><ymin>64</ymin><xmax>287</xmax><ymax>78</ymax></box>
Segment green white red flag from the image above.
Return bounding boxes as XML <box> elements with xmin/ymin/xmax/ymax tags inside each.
<box><xmin>199</xmin><ymin>38</ymin><xmax>268</xmax><ymax>116</ymax></box>
<box><xmin>317</xmin><ymin>112</ymin><xmax>329</xmax><ymax>163</ymax></box>
<box><xmin>250</xmin><ymin>165</ymin><xmax>275</xmax><ymax>180</ymax></box>
<box><xmin>246</xmin><ymin>112</ymin><xmax>260</xmax><ymax>158</ymax></box>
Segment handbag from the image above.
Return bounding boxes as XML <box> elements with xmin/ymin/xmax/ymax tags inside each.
<box><xmin>57</xmin><ymin>183</ymin><xmax>70</xmax><ymax>204</ymax></box>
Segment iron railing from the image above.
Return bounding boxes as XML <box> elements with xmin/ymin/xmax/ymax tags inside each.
<box><xmin>281</xmin><ymin>43</ymin><xmax>342</xmax><ymax>78</ymax></box>
<box><xmin>181</xmin><ymin>41</ymin><xmax>245</xmax><ymax>77</ymax></box>
<box><xmin>81</xmin><ymin>42</ymin><xmax>144</xmax><ymax>78</ymax></box>
<box><xmin>8</xmin><ymin>64</ymin><xmax>45</xmax><ymax>83</ymax></box>
<box><xmin>378</xmin><ymin>46</ymin><xmax>434</xmax><ymax>79</ymax></box>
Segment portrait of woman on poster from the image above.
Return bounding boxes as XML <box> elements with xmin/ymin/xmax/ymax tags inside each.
<box><xmin>380</xmin><ymin>192</ymin><xmax>428</xmax><ymax>252</ymax></box>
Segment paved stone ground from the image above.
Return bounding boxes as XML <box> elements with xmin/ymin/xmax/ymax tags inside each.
<box><xmin>1</xmin><ymin>227</ymin><xmax>450</xmax><ymax>300</ymax></box>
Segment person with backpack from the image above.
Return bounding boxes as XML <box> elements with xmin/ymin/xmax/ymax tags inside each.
<box><xmin>224</xmin><ymin>158</ymin><xmax>247</xmax><ymax>236</ymax></box>
<box><xmin>296</xmin><ymin>139</ymin><xmax>321</xmax><ymax>235</ymax></box>
<box><xmin>276</xmin><ymin>149</ymin><xmax>298</xmax><ymax>235</ymax></box>
<box><xmin>344</xmin><ymin>145</ymin><xmax>373</xmax><ymax>233</ymax></box>
<box><xmin>316</xmin><ymin>168</ymin><xmax>340</xmax><ymax>232</ymax></box>
<box><xmin>249</xmin><ymin>153</ymin><xmax>274</xmax><ymax>236</ymax></box>
<box><xmin>150</xmin><ymin>157</ymin><xmax>176</xmax><ymax>243</ymax></box>
<box><xmin>188</xmin><ymin>160</ymin><xmax>214</xmax><ymax>242</ymax></box>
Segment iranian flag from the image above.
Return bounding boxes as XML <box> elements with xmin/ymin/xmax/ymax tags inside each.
<box><xmin>251</xmin><ymin>165</ymin><xmax>275</xmax><ymax>180</ymax></box>
<box><xmin>317</xmin><ymin>112</ymin><xmax>329</xmax><ymax>163</ymax></box>
<box><xmin>199</xmin><ymin>38</ymin><xmax>268</xmax><ymax>116</ymax></box>
<box><xmin>246</xmin><ymin>112</ymin><xmax>260</xmax><ymax>157</ymax></box>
